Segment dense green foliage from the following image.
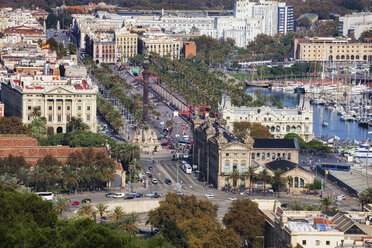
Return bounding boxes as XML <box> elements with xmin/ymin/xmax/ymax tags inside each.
<box><xmin>0</xmin><ymin>116</ymin><xmax>31</xmax><ymax>134</ymax></box>
<box><xmin>147</xmin><ymin>193</ymin><xmax>241</xmax><ymax>248</ymax></box>
<box><xmin>40</xmin><ymin>130</ymin><xmax>116</xmax><ymax>148</ymax></box>
<box><xmin>0</xmin><ymin>186</ymin><xmax>172</xmax><ymax>247</ymax></box>
<box><xmin>284</xmin><ymin>133</ymin><xmax>332</xmax><ymax>153</ymax></box>
<box><xmin>223</xmin><ymin>199</ymin><xmax>265</xmax><ymax>248</ymax></box>
<box><xmin>232</xmin><ymin>121</ymin><xmax>272</xmax><ymax>139</ymax></box>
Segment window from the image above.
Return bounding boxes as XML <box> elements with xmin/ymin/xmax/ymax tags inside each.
<box><xmin>256</xmin><ymin>153</ymin><xmax>260</xmax><ymax>159</ymax></box>
<box><xmin>87</xmin><ymin>106</ymin><xmax>90</xmax><ymax>111</ymax></box>
<box><xmin>49</xmin><ymin>106</ymin><xmax>52</xmax><ymax>111</ymax></box>
<box><xmin>302</xmin><ymin>240</ymin><xmax>306</xmax><ymax>245</ymax></box>
<box><xmin>48</xmin><ymin>115</ymin><xmax>52</xmax><ymax>122</ymax></box>
<box><xmin>326</xmin><ymin>241</ymin><xmax>330</xmax><ymax>245</ymax></box>
<box><xmin>316</xmin><ymin>240</ymin><xmax>320</xmax><ymax>246</ymax></box>
<box><xmin>267</xmin><ymin>153</ymin><xmax>270</xmax><ymax>159</ymax></box>
<box><xmin>87</xmin><ymin>114</ymin><xmax>90</xmax><ymax>121</ymax></box>
<box><xmin>66</xmin><ymin>114</ymin><xmax>70</xmax><ymax>122</ymax></box>
<box><xmin>67</xmin><ymin>106</ymin><xmax>70</xmax><ymax>111</ymax></box>
<box><xmin>58</xmin><ymin>115</ymin><xmax>61</xmax><ymax>122</ymax></box>
<box><xmin>241</xmin><ymin>164</ymin><xmax>246</xmax><ymax>173</ymax></box>
<box><xmin>233</xmin><ymin>163</ymin><xmax>238</xmax><ymax>170</ymax></box>
<box><xmin>224</xmin><ymin>162</ymin><xmax>229</xmax><ymax>174</ymax></box>
<box><xmin>58</xmin><ymin>106</ymin><xmax>61</xmax><ymax>111</ymax></box>
<box><xmin>234</xmin><ymin>153</ymin><xmax>237</xmax><ymax>158</ymax></box>
<box><xmin>252</xmin><ymin>153</ymin><xmax>255</xmax><ymax>159</ymax></box>
<box><xmin>261</xmin><ymin>153</ymin><xmax>265</xmax><ymax>159</ymax></box>
<box><xmin>78</xmin><ymin>106</ymin><xmax>81</xmax><ymax>111</ymax></box>
<box><xmin>28</xmin><ymin>106</ymin><xmax>31</xmax><ymax>110</ymax></box>
<box><xmin>272</xmin><ymin>153</ymin><xmax>275</xmax><ymax>159</ymax></box>
<box><xmin>288</xmin><ymin>153</ymin><xmax>291</xmax><ymax>160</ymax></box>
<box><xmin>226</xmin><ymin>153</ymin><xmax>229</xmax><ymax>157</ymax></box>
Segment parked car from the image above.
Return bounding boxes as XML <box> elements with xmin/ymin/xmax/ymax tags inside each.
<box><xmin>105</xmin><ymin>193</ymin><xmax>117</xmax><ymax>198</ymax></box>
<box><xmin>152</xmin><ymin>178</ymin><xmax>158</xmax><ymax>184</ymax></box>
<box><xmin>228</xmin><ymin>197</ymin><xmax>237</xmax><ymax>201</ymax></box>
<box><xmin>113</xmin><ymin>193</ymin><xmax>125</xmax><ymax>198</ymax></box>
<box><xmin>205</xmin><ymin>193</ymin><xmax>215</xmax><ymax>199</ymax></box>
<box><xmin>152</xmin><ymin>194</ymin><xmax>161</xmax><ymax>198</ymax></box>
<box><xmin>149</xmin><ymin>166</ymin><xmax>153</xmax><ymax>170</ymax></box>
<box><xmin>267</xmin><ymin>188</ymin><xmax>274</xmax><ymax>193</ymax></box>
<box><xmin>164</xmin><ymin>178</ymin><xmax>172</xmax><ymax>185</ymax></box>
<box><xmin>281</xmin><ymin>203</ymin><xmax>290</xmax><ymax>208</ymax></box>
<box><xmin>81</xmin><ymin>198</ymin><xmax>91</xmax><ymax>204</ymax></box>
<box><xmin>72</xmin><ymin>201</ymin><xmax>80</xmax><ymax>206</ymax></box>
<box><xmin>125</xmin><ymin>196</ymin><xmax>134</xmax><ymax>200</ymax></box>
<box><xmin>145</xmin><ymin>192</ymin><xmax>157</xmax><ymax>197</ymax></box>
<box><xmin>134</xmin><ymin>193</ymin><xmax>143</xmax><ymax>198</ymax></box>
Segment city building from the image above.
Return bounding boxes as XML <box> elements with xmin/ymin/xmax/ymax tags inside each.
<box><xmin>192</xmin><ymin>117</ymin><xmax>303</xmax><ymax>191</ymax></box>
<box><xmin>255</xmin><ymin>199</ymin><xmax>372</xmax><ymax>248</ymax></box>
<box><xmin>0</xmin><ymin>74</ymin><xmax>98</xmax><ymax>133</ymax></box>
<box><xmin>93</xmin><ymin>40</ymin><xmax>116</xmax><ymax>64</ymax></box>
<box><xmin>183</xmin><ymin>41</ymin><xmax>196</xmax><ymax>58</ymax></box>
<box><xmin>3</xmin><ymin>26</ymin><xmax>46</xmax><ymax>43</ymax></box>
<box><xmin>339</xmin><ymin>13</ymin><xmax>372</xmax><ymax>40</ymax></box>
<box><xmin>139</xmin><ymin>33</ymin><xmax>181</xmax><ymax>60</ymax></box>
<box><xmin>278</xmin><ymin>2</ymin><xmax>294</xmax><ymax>34</ymax></box>
<box><xmin>115</xmin><ymin>28</ymin><xmax>138</xmax><ymax>62</ymax></box>
<box><xmin>293</xmin><ymin>37</ymin><xmax>372</xmax><ymax>62</ymax></box>
<box><xmin>218</xmin><ymin>94</ymin><xmax>314</xmax><ymax>141</ymax></box>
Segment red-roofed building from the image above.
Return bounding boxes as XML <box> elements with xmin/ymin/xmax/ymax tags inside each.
<box><xmin>3</xmin><ymin>26</ymin><xmax>46</xmax><ymax>42</ymax></box>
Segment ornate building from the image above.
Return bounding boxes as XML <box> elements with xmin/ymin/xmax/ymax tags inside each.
<box><xmin>192</xmin><ymin>117</ymin><xmax>309</xmax><ymax>191</ymax></box>
<box><xmin>219</xmin><ymin>94</ymin><xmax>313</xmax><ymax>141</ymax></box>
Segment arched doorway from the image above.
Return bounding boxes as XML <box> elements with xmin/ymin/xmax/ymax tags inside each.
<box><xmin>56</xmin><ymin>127</ymin><xmax>63</xmax><ymax>133</ymax></box>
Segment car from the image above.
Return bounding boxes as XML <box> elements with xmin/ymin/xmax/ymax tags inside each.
<box><xmin>205</xmin><ymin>193</ymin><xmax>215</xmax><ymax>199</ymax></box>
<box><xmin>128</xmin><ymin>192</ymin><xmax>138</xmax><ymax>196</ymax></box>
<box><xmin>281</xmin><ymin>203</ymin><xmax>290</xmax><ymax>208</ymax></box>
<box><xmin>145</xmin><ymin>192</ymin><xmax>157</xmax><ymax>197</ymax></box>
<box><xmin>145</xmin><ymin>170</ymin><xmax>151</xmax><ymax>175</ymax></box>
<box><xmin>72</xmin><ymin>201</ymin><xmax>80</xmax><ymax>206</ymax></box>
<box><xmin>152</xmin><ymin>178</ymin><xmax>158</xmax><ymax>184</ymax></box>
<box><xmin>267</xmin><ymin>188</ymin><xmax>274</xmax><ymax>193</ymax></box>
<box><xmin>125</xmin><ymin>196</ymin><xmax>134</xmax><ymax>200</ymax></box>
<box><xmin>101</xmin><ymin>216</ymin><xmax>107</xmax><ymax>221</ymax></box>
<box><xmin>105</xmin><ymin>193</ymin><xmax>117</xmax><ymax>198</ymax></box>
<box><xmin>228</xmin><ymin>197</ymin><xmax>237</xmax><ymax>201</ymax></box>
<box><xmin>164</xmin><ymin>178</ymin><xmax>172</xmax><ymax>185</ymax></box>
<box><xmin>66</xmin><ymin>199</ymin><xmax>71</xmax><ymax>203</ymax></box>
<box><xmin>81</xmin><ymin>198</ymin><xmax>91</xmax><ymax>204</ymax></box>
<box><xmin>134</xmin><ymin>193</ymin><xmax>143</xmax><ymax>198</ymax></box>
<box><xmin>113</xmin><ymin>193</ymin><xmax>125</xmax><ymax>198</ymax></box>
<box><xmin>149</xmin><ymin>166</ymin><xmax>152</xmax><ymax>170</ymax></box>
<box><xmin>152</xmin><ymin>194</ymin><xmax>161</xmax><ymax>198</ymax></box>
<box><xmin>147</xmin><ymin>173</ymin><xmax>153</xmax><ymax>178</ymax></box>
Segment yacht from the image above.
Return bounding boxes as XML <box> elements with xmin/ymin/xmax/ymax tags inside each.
<box><xmin>354</xmin><ymin>144</ymin><xmax>372</xmax><ymax>159</ymax></box>
<box><xmin>322</xmin><ymin>122</ymin><xmax>329</xmax><ymax>127</ymax></box>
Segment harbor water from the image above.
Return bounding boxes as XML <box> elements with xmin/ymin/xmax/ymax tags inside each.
<box><xmin>247</xmin><ymin>88</ymin><xmax>372</xmax><ymax>142</ymax></box>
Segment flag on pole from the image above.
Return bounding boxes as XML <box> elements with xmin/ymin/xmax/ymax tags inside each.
<box><xmin>41</xmin><ymin>43</ymin><xmax>50</xmax><ymax>50</ymax></box>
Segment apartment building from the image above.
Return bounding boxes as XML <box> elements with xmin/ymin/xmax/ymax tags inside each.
<box><xmin>183</xmin><ymin>41</ymin><xmax>196</xmax><ymax>58</ymax></box>
<box><xmin>339</xmin><ymin>13</ymin><xmax>372</xmax><ymax>40</ymax></box>
<box><xmin>115</xmin><ymin>28</ymin><xmax>138</xmax><ymax>62</ymax></box>
<box><xmin>293</xmin><ymin>37</ymin><xmax>372</xmax><ymax>62</ymax></box>
<box><xmin>0</xmin><ymin>74</ymin><xmax>98</xmax><ymax>133</ymax></box>
<box><xmin>140</xmin><ymin>33</ymin><xmax>181</xmax><ymax>60</ymax></box>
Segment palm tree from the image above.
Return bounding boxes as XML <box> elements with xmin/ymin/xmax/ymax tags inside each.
<box><xmin>95</xmin><ymin>202</ymin><xmax>108</xmax><ymax>223</ymax></box>
<box><xmin>66</xmin><ymin>117</ymin><xmax>89</xmax><ymax>132</ymax></box>
<box><xmin>305</xmin><ymin>205</ymin><xmax>319</xmax><ymax>211</ymax></box>
<box><xmin>62</xmin><ymin>165</ymin><xmax>78</xmax><ymax>194</ymax></box>
<box><xmin>247</xmin><ymin>166</ymin><xmax>256</xmax><ymax>194</ymax></box>
<box><xmin>258</xmin><ymin>169</ymin><xmax>271</xmax><ymax>195</ymax></box>
<box><xmin>112</xmin><ymin>143</ymin><xmax>140</xmax><ymax>166</ymax></box>
<box><xmin>289</xmin><ymin>200</ymin><xmax>304</xmax><ymax>211</ymax></box>
<box><xmin>55</xmin><ymin>198</ymin><xmax>71</xmax><ymax>218</ymax></box>
<box><xmin>128</xmin><ymin>158</ymin><xmax>140</xmax><ymax>184</ymax></box>
<box><xmin>286</xmin><ymin>176</ymin><xmax>293</xmax><ymax>194</ymax></box>
<box><xmin>271</xmin><ymin>169</ymin><xmax>286</xmax><ymax>193</ymax></box>
<box><xmin>30</xmin><ymin>106</ymin><xmax>41</xmax><ymax>119</ymax></box>
<box><xmin>319</xmin><ymin>196</ymin><xmax>335</xmax><ymax>211</ymax></box>
<box><xmin>359</xmin><ymin>187</ymin><xmax>372</xmax><ymax>210</ymax></box>
<box><xmin>112</xmin><ymin>206</ymin><xmax>124</xmax><ymax>220</ymax></box>
<box><xmin>228</xmin><ymin>169</ymin><xmax>241</xmax><ymax>193</ymax></box>
<box><xmin>103</xmin><ymin>167</ymin><xmax>115</xmax><ymax>189</ymax></box>
<box><xmin>78</xmin><ymin>203</ymin><xmax>95</xmax><ymax>217</ymax></box>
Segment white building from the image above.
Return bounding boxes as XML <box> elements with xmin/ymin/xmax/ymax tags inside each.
<box><xmin>218</xmin><ymin>94</ymin><xmax>313</xmax><ymax>141</ymax></box>
<box><xmin>339</xmin><ymin>12</ymin><xmax>372</xmax><ymax>40</ymax></box>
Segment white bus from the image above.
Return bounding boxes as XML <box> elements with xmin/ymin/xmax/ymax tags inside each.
<box><xmin>36</xmin><ymin>192</ymin><xmax>54</xmax><ymax>201</ymax></box>
<box><xmin>181</xmin><ymin>163</ymin><xmax>192</xmax><ymax>174</ymax></box>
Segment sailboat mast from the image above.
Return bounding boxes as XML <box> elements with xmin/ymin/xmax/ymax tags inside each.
<box><xmin>344</xmin><ymin>56</ymin><xmax>347</xmax><ymax>104</ymax></box>
<box><xmin>336</xmin><ymin>59</ymin><xmax>339</xmax><ymax>103</ymax></box>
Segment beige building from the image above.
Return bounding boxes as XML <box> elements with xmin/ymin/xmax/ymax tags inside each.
<box><xmin>219</xmin><ymin>94</ymin><xmax>314</xmax><ymax>141</ymax></box>
<box><xmin>256</xmin><ymin>199</ymin><xmax>372</xmax><ymax>248</ymax></box>
<box><xmin>0</xmin><ymin>74</ymin><xmax>97</xmax><ymax>133</ymax></box>
<box><xmin>115</xmin><ymin>28</ymin><xmax>138</xmax><ymax>62</ymax></box>
<box><xmin>293</xmin><ymin>37</ymin><xmax>372</xmax><ymax>62</ymax></box>
<box><xmin>192</xmin><ymin>117</ymin><xmax>303</xmax><ymax>191</ymax></box>
<box><xmin>140</xmin><ymin>33</ymin><xmax>181</xmax><ymax>60</ymax></box>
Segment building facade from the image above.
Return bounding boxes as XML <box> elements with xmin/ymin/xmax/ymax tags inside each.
<box><xmin>219</xmin><ymin>94</ymin><xmax>314</xmax><ymax>141</ymax></box>
<box><xmin>93</xmin><ymin>40</ymin><xmax>116</xmax><ymax>64</ymax></box>
<box><xmin>192</xmin><ymin>117</ymin><xmax>301</xmax><ymax>190</ymax></box>
<box><xmin>183</xmin><ymin>41</ymin><xmax>196</xmax><ymax>58</ymax></box>
<box><xmin>339</xmin><ymin>13</ymin><xmax>372</xmax><ymax>40</ymax></box>
<box><xmin>115</xmin><ymin>29</ymin><xmax>138</xmax><ymax>62</ymax></box>
<box><xmin>140</xmin><ymin>33</ymin><xmax>181</xmax><ymax>60</ymax></box>
<box><xmin>278</xmin><ymin>3</ymin><xmax>294</xmax><ymax>34</ymax></box>
<box><xmin>293</xmin><ymin>37</ymin><xmax>372</xmax><ymax>62</ymax></box>
<box><xmin>0</xmin><ymin>75</ymin><xmax>97</xmax><ymax>133</ymax></box>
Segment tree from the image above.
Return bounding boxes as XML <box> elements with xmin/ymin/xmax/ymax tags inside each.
<box><xmin>258</xmin><ymin>169</ymin><xmax>271</xmax><ymax>195</ymax></box>
<box><xmin>112</xmin><ymin>206</ymin><xmax>124</xmax><ymax>220</ymax></box>
<box><xmin>359</xmin><ymin>187</ymin><xmax>372</xmax><ymax>210</ymax></box>
<box><xmin>68</xmin><ymin>43</ymin><xmax>77</xmax><ymax>55</ymax></box>
<box><xmin>247</xmin><ymin>166</ymin><xmax>256</xmax><ymax>194</ymax></box>
<box><xmin>29</xmin><ymin>117</ymin><xmax>47</xmax><ymax>141</ymax></box>
<box><xmin>30</xmin><ymin>106</ymin><xmax>41</xmax><ymax>119</ymax></box>
<box><xmin>160</xmin><ymin>219</ymin><xmax>189</xmax><ymax>248</ymax></box>
<box><xmin>54</xmin><ymin>198</ymin><xmax>71</xmax><ymax>218</ymax></box>
<box><xmin>271</xmin><ymin>169</ymin><xmax>286</xmax><ymax>192</ymax></box>
<box><xmin>289</xmin><ymin>200</ymin><xmax>304</xmax><ymax>211</ymax></box>
<box><xmin>305</xmin><ymin>179</ymin><xmax>321</xmax><ymax>195</ymax></box>
<box><xmin>319</xmin><ymin>196</ymin><xmax>335</xmax><ymax>211</ymax></box>
<box><xmin>78</xmin><ymin>203</ymin><xmax>95</xmax><ymax>219</ymax></box>
<box><xmin>95</xmin><ymin>202</ymin><xmax>108</xmax><ymax>223</ymax></box>
<box><xmin>203</xmin><ymin>227</ymin><xmax>241</xmax><ymax>248</ymax></box>
<box><xmin>297</xmin><ymin>17</ymin><xmax>311</xmax><ymax>29</ymax></box>
<box><xmin>284</xmin><ymin>133</ymin><xmax>307</xmax><ymax>149</ymax></box>
<box><xmin>66</xmin><ymin>117</ymin><xmax>89</xmax><ymax>132</ymax></box>
<box><xmin>228</xmin><ymin>169</ymin><xmax>241</xmax><ymax>193</ymax></box>
<box><xmin>232</xmin><ymin>121</ymin><xmax>271</xmax><ymax>139</ymax></box>
<box><xmin>0</xmin><ymin>116</ymin><xmax>31</xmax><ymax>134</ymax></box>
<box><xmin>223</xmin><ymin>199</ymin><xmax>265</xmax><ymax>247</ymax></box>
